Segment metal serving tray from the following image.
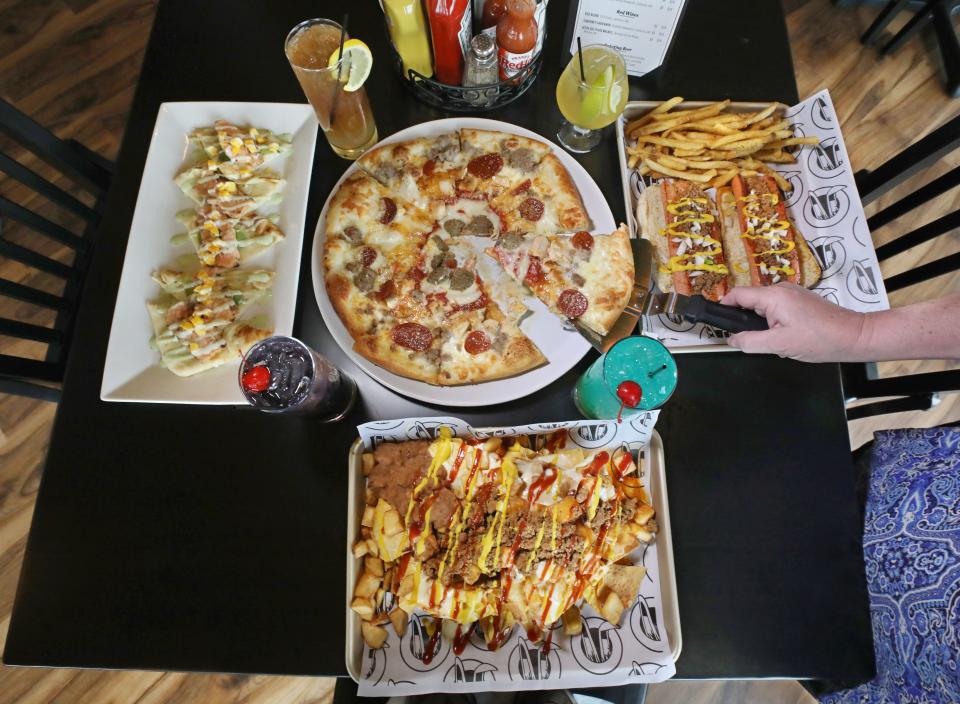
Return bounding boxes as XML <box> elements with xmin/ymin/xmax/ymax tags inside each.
<box><xmin>615</xmin><ymin>101</ymin><xmax>788</xmax><ymax>354</ymax></box>
<box><xmin>344</xmin><ymin>431</ymin><xmax>681</xmax><ymax>683</ymax></box>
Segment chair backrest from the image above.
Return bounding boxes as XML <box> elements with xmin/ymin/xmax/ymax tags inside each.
<box><xmin>0</xmin><ymin>97</ymin><xmax>112</xmax><ymax>398</ymax></box>
<box><xmin>854</xmin><ymin>112</ymin><xmax>960</xmax><ymax>293</ymax></box>
<box><xmin>844</xmin><ymin>113</ymin><xmax>960</xmax><ymax>414</ymax></box>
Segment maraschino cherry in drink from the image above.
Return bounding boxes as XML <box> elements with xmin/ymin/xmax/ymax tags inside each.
<box><xmin>239</xmin><ymin>336</ymin><xmax>356</xmax><ymax>420</ymax></box>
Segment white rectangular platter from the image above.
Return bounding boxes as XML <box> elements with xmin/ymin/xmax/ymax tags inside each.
<box><xmin>101</xmin><ymin>102</ymin><xmax>318</xmax><ymax>403</ymax></box>
<box><xmin>345</xmin><ymin>429</ymin><xmax>681</xmax><ymax>691</ymax></box>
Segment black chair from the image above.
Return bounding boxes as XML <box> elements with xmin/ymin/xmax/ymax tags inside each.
<box><xmin>842</xmin><ymin>111</ymin><xmax>960</xmax><ymax>420</ymax></box>
<box><xmin>0</xmin><ymin>98</ymin><xmax>112</xmax><ymax>401</ymax></box>
<box><xmin>854</xmin><ymin>0</ymin><xmax>960</xmax><ymax>97</ymax></box>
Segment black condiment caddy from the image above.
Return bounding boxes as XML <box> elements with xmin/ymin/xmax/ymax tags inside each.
<box><xmin>382</xmin><ymin>25</ymin><xmax>545</xmax><ymax>113</ymax></box>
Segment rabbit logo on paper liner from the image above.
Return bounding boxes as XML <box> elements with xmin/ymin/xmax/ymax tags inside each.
<box><xmin>816</xmin><ymin>287</ymin><xmax>841</xmax><ymax>305</ymax></box>
<box><xmin>656</xmin><ymin>313</ymin><xmax>696</xmax><ymax>333</ymax></box>
<box><xmin>699</xmin><ymin>325</ymin><xmax>730</xmax><ymax>341</ymax></box>
<box><xmin>784</xmin><ymin>121</ymin><xmax>807</xmax><ymax>158</ymax></box>
<box><xmin>400</xmin><ymin>614</ymin><xmax>451</xmax><ymax>672</ymax></box>
<box><xmin>378</xmin><ymin>590</ymin><xmax>397</xmax><ymax>616</ymax></box>
<box><xmin>406</xmin><ymin>421</ymin><xmax>458</xmax><ymax>442</ymax></box>
<box><xmin>811</xmin><ymin>94</ymin><xmax>836</xmax><ymax>130</ymax></box>
<box><xmin>852</xmin><ymin>215</ymin><xmax>870</xmax><ymax>247</ymax></box>
<box><xmin>811</xmin><ymin>235</ymin><xmax>847</xmax><ymax>279</ymax></box>
<box><xmin>366</xmin><ymin>420</ymin><xmax>406</xmax><ymax>447</ymax></box>
<box><xmin>443</xmin><ymin>657</ymin><xmax>498</xmax><ymax>683</ymax></box>
<box><xmin>807</xmin><ymin>136</ymin><xmax>844</xmax><ymax>179</ymax></box>
<box><xmin>570</xmin><ymin>423</ymin><xmax>612</xmax><ymax>448</ymax></box>
<box><xmin>779</xmin><ymin>169</ymin><xmax>804</xmax><ymax>207</ymax></box>
<box><xmin>571</xmin><ymin>617</ymin><xmax>623</xmax><ymax>674</ymax></box>
<box><xmin>362</xmin><ymin>641</ymin><xmax>389</xmax><ymax>684</ymax></box>
<box><xmin>846</xmin><ymin>259</ymin><xmax>883</xmax><ymax>305</ymax></box>
<box><xmin>784</xmin><ymin>102</ymin><xmax>805</xmax><ymax>120</ymax></box>
<box><xmin>628</xmin><ymin>415</ymin><xmax>654</xmax><ymax>436</ymax></box>
<box><xmin>802</xmin><ymin>185</ymin><xmax>850</xmax><ymax>228</ymax></box>
<box><xmin>630</xmin><ymin>660</ymin><xmax>668</xmax><ymax>676</ymax></box>
<box><xmin>507</xmin><ymin>636</ymin><xmax>562</xmax><ymax>681</ymax></box>
<box><xmin>629</xmin><ymin>596</ymin><xmax>665</xmax><ymax>654</ymax></box>
<box><xmin>468</xmin><ymin>622</ymin><xmax>521</xmax><ymax>652</ymax></box>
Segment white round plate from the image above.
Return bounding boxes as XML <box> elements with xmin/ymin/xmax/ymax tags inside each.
<box><xmin>311</xmin><ymin>117</ymin><xmax>615</xmax><ymax>406</ymax></box>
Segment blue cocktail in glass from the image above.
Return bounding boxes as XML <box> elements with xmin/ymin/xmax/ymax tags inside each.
<box><xmin>573</xmin><ymin>336</ymin><xmax>678</xmax><ymax>420</ymax></box>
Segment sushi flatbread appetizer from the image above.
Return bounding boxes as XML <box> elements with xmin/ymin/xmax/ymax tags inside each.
<box><xmin>175</xmin><ymin>206</ymin><xmax>285</xmax><ymax>268</ymax></box>
<box><xmin>189</xmin><ymin>120</ymin><xmax>292</xmax><ymax>176</ymax></box>
<box><xmin>147</xmin><ymin>268</ymin><xmax>274</xmax><ymax>377</ymax></box>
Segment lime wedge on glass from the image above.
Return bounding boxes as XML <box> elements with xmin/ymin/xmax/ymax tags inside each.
<box><xmin>579</xmin><ymin>64</ymin><xmax>615</xmax><ymax>124</ymax></box>
<box><xmin>327</xmin><ymin>38</ymin><xmax>373</xmax><ymax>92</ymax></box>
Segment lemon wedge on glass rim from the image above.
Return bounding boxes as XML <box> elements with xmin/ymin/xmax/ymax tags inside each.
<box><xmin>327</xmin><ymin>38</ymin><xmax>373</xmax><ymax>92</ymax></box>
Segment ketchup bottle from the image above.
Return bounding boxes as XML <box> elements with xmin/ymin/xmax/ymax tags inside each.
<box><xmin>481</xmin><ymin>0</ymin><xmax>507</xmax><ymax>29</ymax></box>
<box><xmin>496</xmin><ymin>0</ymin><xmax>537</xmax><ymax>82</ymax></box>
<box><xmin>426</xmin><ymin>0</ymin><xmax>473</xmax><ymax>85</ymax></box>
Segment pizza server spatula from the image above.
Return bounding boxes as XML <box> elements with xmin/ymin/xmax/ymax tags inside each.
<box><xmin>571</xmin><ymin>237</ymin><xmax>768</xmax><ymax>353</ymax></box>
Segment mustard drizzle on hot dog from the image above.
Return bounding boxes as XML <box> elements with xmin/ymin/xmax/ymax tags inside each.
<box><xmin>737</xmin><ymin>192</ymin><xmax>796</xmax><ymax>277</ymax></box>
<box><xmin>658</xmin><ymin>197</ymin><xmax>729</xmax><ymax>274</ymax></box>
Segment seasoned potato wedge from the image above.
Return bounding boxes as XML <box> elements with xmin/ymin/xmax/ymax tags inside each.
<box><xmin>361</xmin><ymin>621</ymin><xmax>388</xmax><ymax>649</ymax></box>
<box><xmin>389</xmin><ymin>607</ymin><xmax>408</xmax><ymax>637</ymax></box>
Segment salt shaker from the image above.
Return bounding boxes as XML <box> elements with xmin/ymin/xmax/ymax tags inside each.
<box><xmin>463</xmin><ymin>33</ymin><xmax>499</xmax><ymax>106</ymax></box>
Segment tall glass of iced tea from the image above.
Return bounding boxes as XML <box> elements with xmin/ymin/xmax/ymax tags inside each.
<box><xmin>285</xmin><ymin>18</ymin><xmax>378</xmax><ymax>160</ymax></box>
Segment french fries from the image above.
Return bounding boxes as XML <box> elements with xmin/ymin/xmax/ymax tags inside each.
<box><xmin>625</xmin><ymin>97</ymin><xmax>819</xmax><ymax>190</ymax></box>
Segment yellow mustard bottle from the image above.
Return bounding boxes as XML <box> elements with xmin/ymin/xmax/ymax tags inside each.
<box><xmin>382</xmin><ymin>0</ymin><xmax>434</xmax><ymax>78</ymax></box>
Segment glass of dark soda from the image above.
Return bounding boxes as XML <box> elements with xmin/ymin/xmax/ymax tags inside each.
<box><xmin>239</xmin><ymin>336</ymin><xmax>356</xmax><ymax>420</ymax></box>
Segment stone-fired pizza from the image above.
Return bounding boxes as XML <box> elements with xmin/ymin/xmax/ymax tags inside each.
<box><xmin>350</xmin><ymin>430</ymin><xmax>657</xmax><ymax>657</ymax></box>
<box><xmin>323</xmin><ymin>129</ymin><xmax>635</xmax><ymax>386</ymax></box>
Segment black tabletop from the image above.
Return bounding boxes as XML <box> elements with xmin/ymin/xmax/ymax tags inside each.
<box><xmin>3</xmin><ymin>0</ymin><xmax>874</xmax><ymax>682</ymax></box>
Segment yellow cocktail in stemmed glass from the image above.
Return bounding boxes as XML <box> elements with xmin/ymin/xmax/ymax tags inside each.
<box><xmin>556</xmin><ymin>44</ymin><xmax>628</xmax><ymax>153</ymax></box>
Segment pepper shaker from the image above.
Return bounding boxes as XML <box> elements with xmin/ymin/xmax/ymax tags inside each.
<box><xmin>463</xmin><ymin>33</ymin><xmax>499</xmax><ymax>106</ymax></box>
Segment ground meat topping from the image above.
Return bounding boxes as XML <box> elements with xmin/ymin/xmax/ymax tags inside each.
<box><xmin>341</xmin><ymin>225</ymin><xmax>362</xmax><ymax>244</ymax></box>
<box><xmin>449</xmin><ymin>268</ymin><xmax>475</xmax><ymax>291</ymax></box>
<box><xmin>500</xmin><ymin>232</ymin><xmax>524</xmax><ymax>250</ymax></box>
<box><xmin>463</xmin><ymin>215</ymin><xmax>494</xmax><ymax>236</ymax></box>
<box><xmin>367</xmin><ymin>440</ymin><xmax>432</xmax><ymax>515</ymax></box>
<box><xmin>444</xmin><ymin>219</ymin><xmax>465</xmax><ymax>236</ymax></box>
<box><xmin>504</xmin><ymin>147</ymin><xmax>537</xmax><ymax>173</ymax></box>
<box><xmin>354</xmin><ymin>268</ymin><xmax>376</xmax><ymax>292</ymax></box>
<box><xmin>427</xmin><ymin>266</ymin><xmax>450</xmax><ymax>285</ymax></box>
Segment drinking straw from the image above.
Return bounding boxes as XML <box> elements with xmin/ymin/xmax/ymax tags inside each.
<box><xmin>330</xmin><ymin>14</ymin><xmax>349</xmax><ymax>127</ymax></box>
<box><xmin>577</xmin><ymin>36</ymin><xmax>586</xmax><ymax>83</ymax></box>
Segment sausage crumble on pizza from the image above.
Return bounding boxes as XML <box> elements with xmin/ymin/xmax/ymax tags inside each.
<box><xmin>323</xmin><ymin>129</ymin><xmax>634</xmax><ymax>385</ymax></box>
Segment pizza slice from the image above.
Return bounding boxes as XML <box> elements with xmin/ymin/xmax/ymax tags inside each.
<box><xmin>325</xmin><ymin>173</ymin><xmax>436</xmax><ymax>270</ymax></box>
<box><xmin>456</xmin><ymin>128</ymin><xmax>552</xmax><ymax>201</ymax></box>
<box><xmin>488</xmin><ymin>153</ymin><xmax>592</xmax><ymax>235</ymax></box>
<box><xmin>357</xmin><ymin>132</ymin><xmax>465</xmax><ymax>217</ymax></box>
<box><xmin>324</xmin><ymin>173</ymin><xmax>439</xmax><ymax>338</ymax></box>
<box><xmin>416</xmin><ymin>237</ymin><xmax>546</xmax><ymax>384</ymax></box>
<box><xmin>148</xmin><ymin>267</ymin><xmax>274</xmax><ymax>377</ymax></box>
<box><xmin>486</xmin><ymin>226</ymin><xmax>634</xmax><ymax>336</ymax></box>
<box><xmin>352</xmin><ymin>312</ymin><xmax>442</xmax><ymax>384</ymax></box>
<box><xmin>438</xmin><ymin>298</ymin><xmax>546</xmax><ymax>385</ymax></box>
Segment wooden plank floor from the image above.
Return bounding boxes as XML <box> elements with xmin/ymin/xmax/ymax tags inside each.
<box><xmin>1</xmin><ymin>1</ymin><xmax>958</xmax><ymax>701</ymax></box>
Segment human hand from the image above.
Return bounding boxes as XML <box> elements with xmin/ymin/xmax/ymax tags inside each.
<box><xmin>720</xmin><ymin>284</ymin><xmax>867</xmax><ymax>362</ymax></box>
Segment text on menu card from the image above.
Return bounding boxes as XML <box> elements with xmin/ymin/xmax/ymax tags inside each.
<box><xmin>569</xmin><ymin>0</ymin><xmax>686</xmax><ymax>77</ymax></box>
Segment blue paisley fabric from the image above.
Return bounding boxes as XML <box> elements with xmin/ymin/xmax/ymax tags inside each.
<box><xmin>821</xmin><ymin>428</ymin><xmax>960</xmax><ymax>704</ymax></box>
